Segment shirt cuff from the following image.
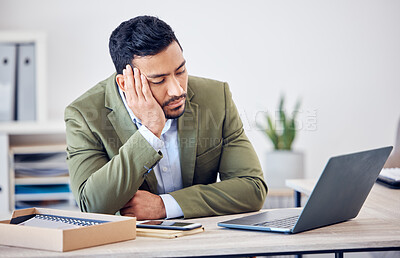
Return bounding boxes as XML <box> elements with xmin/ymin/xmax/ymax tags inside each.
<box><xmin>160</xmin><ymin>194</ymin><xmax>184</xmax><ymax>219</ymax></box>
<box><xmin>138</xmin><ymin>125</ymin><xmax>164</xmax><ymax>151</ymax></box>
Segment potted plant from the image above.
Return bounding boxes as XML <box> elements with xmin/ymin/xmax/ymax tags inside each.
<box><xmin>258</xmin><ymin>95</ymin><xmax>304</xmax><ymax>189</ymax></box>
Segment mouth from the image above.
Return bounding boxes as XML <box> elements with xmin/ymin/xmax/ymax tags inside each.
<box><xmin>167</xmin><ymin>98</ymin><xmax>185</xmax><ymax>109</ymax></box>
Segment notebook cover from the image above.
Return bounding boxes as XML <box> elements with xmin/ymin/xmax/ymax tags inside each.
<box><xmin>136</xmin><ymin>226</ymin><xmax>204</xmax><ymax>239</ymax></box>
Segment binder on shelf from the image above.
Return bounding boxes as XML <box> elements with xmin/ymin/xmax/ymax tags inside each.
<box><xmin>16</xmin><ymin>43</ymin><xmax>36</xmax><ymax>121</ymax></box>
<box><xmin>0</xmin><ymin>43</ymin><xmax>17</xmax><ymax>121</ymax></box>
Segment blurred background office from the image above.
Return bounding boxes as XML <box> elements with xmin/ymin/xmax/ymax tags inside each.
<box><xmin>0</xmin><ymin>0</ymin><xmax>399</xmax><ymax>181</ymax></box>
<box><xmin>0</xmin><ymin>1</ymin><xmax>399</xmax><ymax>257</ymax></box>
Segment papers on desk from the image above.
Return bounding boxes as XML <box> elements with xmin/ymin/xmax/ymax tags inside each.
<box><xmin>378</xmin><ymin>168</ymin><xmax>400</xmax><ymax>188</ymax></box>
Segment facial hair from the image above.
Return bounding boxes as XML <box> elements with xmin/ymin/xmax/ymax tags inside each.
<box><xmin>162</xmin><ymin>93</ymin><xmax>187</xmax><ymax>119</ymax></box>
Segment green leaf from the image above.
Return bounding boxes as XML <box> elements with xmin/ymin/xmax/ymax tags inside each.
<box><xmin>266</xmin><ymin>114</ymin><xmax>279</xmax><ymax>149</ymax></box>
<box><xmin>260</xmin><ymin>95</ymin><xmax>301</xmax><ymax>150</ymax></box>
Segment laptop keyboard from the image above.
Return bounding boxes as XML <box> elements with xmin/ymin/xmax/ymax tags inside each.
<box><xmin>253</xmin><ymin>215</ymin><xmax>299</xmax><ymax>229</ymax></box>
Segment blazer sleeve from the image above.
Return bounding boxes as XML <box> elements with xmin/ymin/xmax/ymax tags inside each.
<box><xmin>170</xmin><ymin>83</ymin><xmax>268</xmax><ymax>218</ymax></box>
<box><xmin>64</xmin><ymin>106</ymin><xmax>163</xmax><ymax>214</ymax></box>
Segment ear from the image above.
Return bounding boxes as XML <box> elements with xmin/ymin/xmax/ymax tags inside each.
<box><xmin>116</xmin><ymin>74</ymin><xmax>126</xmax><ymax>92</ymax></box>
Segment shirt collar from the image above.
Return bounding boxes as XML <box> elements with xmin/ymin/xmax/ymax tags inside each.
<box><xmin>117</xmin><ymin>84</ymin><xmax>173</xmax><ymax>135</ymax></box>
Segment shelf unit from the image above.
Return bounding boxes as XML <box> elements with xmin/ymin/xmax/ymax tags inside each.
<box><xmin>0</xmin><ymin>32</ymin><xmax>77</xmax><ymax>214</ymax></box>
<box><xmin>0</xmin><ymin>121</ymin><xmax>77</xmax><ymax>213</ymax></box>
<box><xmin>11</xmin><ymin>143</ymin><xmax>75</xmax><ymax>210</ymax></box>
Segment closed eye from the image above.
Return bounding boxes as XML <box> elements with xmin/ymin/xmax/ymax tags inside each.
<box><xmin>151</xmin><ymin>79</ymin><xmax>165</xmax><ymax>85</ymax></box>
<box><xmin>176</xmin><ymin>68</ymin><xmax>186</xmax><ymax>75</ymax></box>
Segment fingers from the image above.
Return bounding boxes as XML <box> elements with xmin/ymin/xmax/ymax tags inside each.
<box><xmin>123</xmin><ymin>64</ymin><xmax>137</xmax><ymax>101</ymax></box>
<box><xmin>121</xmin><ymin>66</ymin><xmax>165</xmax><ymax>137</ymax></box>
<box><xmin>121</xmin><ymin>194</ymin><xmax>136</xmax><ymax>216</ymax></box>
<box><xmin>140</xmin><ymin>74</ymin><xmax>153</xmax><ymax>101</ymax></box>
<box><xmin>120</xmin><ymin>191</ymin><xmax>166</xmax><ymax>220</ymax></box>
<box><xmin>124</xmin><ymin>65</ymin><xmax>146</xmax><ymax>101</ymax></box>
<box><xmin>120</xmin><ymin>207</ymin><xmax>135</xmax><ymax>217</ymax></box>
<box><xmin>133</xmin><ymin>67</ymin><xmax>145</xmax><ymax>100</ymax></box>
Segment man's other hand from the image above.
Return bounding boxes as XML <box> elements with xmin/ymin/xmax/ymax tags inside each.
<box><xmin>120</xmin><ymin>190</ymin><xmax>167</xmax><ymax>220</ymax></box>
<box><xmin>123</xmin><ymin>65</ymin><xmax>165</xmax><ymax>138</ymax></box>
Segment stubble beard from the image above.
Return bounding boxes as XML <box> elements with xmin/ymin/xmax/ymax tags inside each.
<box><xmin>163</xmin><ymin>103</ymin><xmax>186</xmax><ymax>119</ymax></box>
<box><xmin>162</xmin><ymin>93</ymin><xmax>187</xmax><ymax>119</ymax></box>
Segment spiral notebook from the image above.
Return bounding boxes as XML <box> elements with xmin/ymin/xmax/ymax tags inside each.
<box><xmin>10</xmin><ymin>214</ymin><xmax>109</xmax><ymax>229</ymax></box>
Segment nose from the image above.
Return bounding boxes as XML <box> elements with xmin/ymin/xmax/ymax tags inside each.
<box><xmin>167</xmin><ymin>76</ymin><xmax>184</xmax><ymax>97</ymax></box>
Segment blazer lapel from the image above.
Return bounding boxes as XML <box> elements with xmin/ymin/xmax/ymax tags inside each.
<box><xmin>178</xmin><ymin>85</ymin><xmax>198</xmax><ymax>187</ymax></box>
<box><xmin>104</xmin><ymin>74</ymin><xmax>158</xmax><ymax>193</ymax></box>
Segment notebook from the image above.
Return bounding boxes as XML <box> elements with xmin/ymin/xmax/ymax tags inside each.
<box><xmin>10</xmin><ymin>214</ymin><xmax>109</xmax><ymax>229</ymax></box>
<box><xmin>377</xmin><ymin>168</ymin><xmax>400</xmax><ymax>188</ymax></box>
<box><xmin>218</xmin><ymin>146</ymin><xmax>392</xmax><ymax>234</ymax></box>
<box><xmin>136</xmin><ymin>226</ymin><xmax>205</xmax><ymax>239</ymax></box>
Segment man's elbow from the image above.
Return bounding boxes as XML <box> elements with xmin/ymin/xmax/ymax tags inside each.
<box><xmin>252</xmin><ymin>176</ymin><xmax>268</xmax><ymax>211</ymax></box>
<box><xmin>76</xmin><ymin>184</ymin><xmax>117</xmax><ymax>215</ymax></box>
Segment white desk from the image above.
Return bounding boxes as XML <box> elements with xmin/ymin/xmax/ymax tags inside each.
<box><xmin>0</xmin><ymin>182</ymin><xmax>399</xmax><ymax>257</ymax></box>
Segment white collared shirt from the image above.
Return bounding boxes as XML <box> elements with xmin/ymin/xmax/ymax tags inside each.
<box><xmin>118</xmin><ymin>86</ymin><xmax>184</xmax><ymax>218</ymax></box>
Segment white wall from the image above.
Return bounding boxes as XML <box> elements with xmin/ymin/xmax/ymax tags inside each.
<box><xmin>1</xmin><ymin>0</ymin><xmax>399</xmax><ymax>179</ymax></box>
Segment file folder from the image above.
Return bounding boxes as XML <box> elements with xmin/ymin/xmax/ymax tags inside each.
<box><xmin>16</xmin><ymin>43</ymin><xmax>36</xmax><ymax>121</ymax></box>
<box><xmin>0</xmin><ymin>43</ymin><xmax>17</xmax><ymax>121</ymax></box>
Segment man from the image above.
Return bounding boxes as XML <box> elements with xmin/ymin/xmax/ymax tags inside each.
<box><xmin>65</xmin><ymin>15</ymin><xmax>267</xmax><ymax>220</ymax></box>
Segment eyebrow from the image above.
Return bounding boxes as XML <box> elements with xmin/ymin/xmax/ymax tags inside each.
<box><xmin>146</xmin><ymin>60</ymin><xmax>186</xmax><ymax>79</ymax></box>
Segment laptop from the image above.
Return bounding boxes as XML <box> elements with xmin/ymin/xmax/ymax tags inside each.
<box><xmin>218</xmin><ymin>146</ymin><xmax>393</xmax><ymax>234</ymax></box>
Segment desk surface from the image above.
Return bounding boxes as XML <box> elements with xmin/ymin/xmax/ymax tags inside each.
<box><xmin>1</xmin><ymin>183</ymin><xmax>399</xmax><ymax>257</ymax></box>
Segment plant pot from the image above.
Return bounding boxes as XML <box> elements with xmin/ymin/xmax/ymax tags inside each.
<box><xmin>264</xmin><ymin>150</ymin><xmax>304</xmax><ymax>189</ymax></box>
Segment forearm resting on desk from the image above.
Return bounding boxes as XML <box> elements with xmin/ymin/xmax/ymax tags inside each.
<box><xmin>66</xmin><ymin>110</ymin><xmax>163</xmax><ymax>214</ymax></box>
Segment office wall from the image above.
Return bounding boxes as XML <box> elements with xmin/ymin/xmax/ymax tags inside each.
<box><xmin>1</xmin><ymin>0</ymin><xmax>399</xmax><ymax>179</ymax></box>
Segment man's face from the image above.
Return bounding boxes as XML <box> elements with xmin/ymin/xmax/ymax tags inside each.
<box><xmin>133</xmin><ymin>41</ymin><xmax>188</xmax><ymax>119</ymax></box>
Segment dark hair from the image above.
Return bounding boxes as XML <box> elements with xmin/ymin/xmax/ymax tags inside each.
<box><xmin>109</xmin><ymin>15</ymin><xmax>182</xmax><ymax>74</ymax></box>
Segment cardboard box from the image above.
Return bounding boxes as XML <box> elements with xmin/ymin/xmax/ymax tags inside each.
<box><xmin>0</xmin><ymin>207</ymin><xmax>136</xmax><ymax>252</ymax></box>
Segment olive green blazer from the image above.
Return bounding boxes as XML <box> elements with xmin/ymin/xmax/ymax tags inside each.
<box><xmin>64</xmin><ymin>74</ymin><xmax>267</xmax><ymax>218</ymax></box>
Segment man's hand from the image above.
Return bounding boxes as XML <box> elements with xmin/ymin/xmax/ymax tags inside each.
<box><xmin>123</xmin><ymin>65</ymin><xmax>165</xmax><ymax>138</ymax></box>
<box><xmin>120</xmin><ymin>190</ymin><xmax>167</xmax><ymax>220</ymax></box>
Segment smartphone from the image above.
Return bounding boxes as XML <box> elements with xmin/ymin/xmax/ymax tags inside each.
<box><xmin>136</xmin><ymin>220</ymin><xmax>202</xmax><ymax>230</ymax></box>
